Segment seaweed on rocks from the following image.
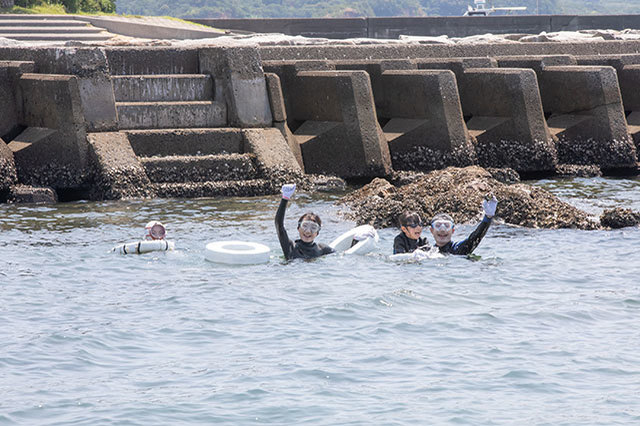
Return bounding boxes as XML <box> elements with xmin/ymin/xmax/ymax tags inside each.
<box><xmin>475</xmin><ymin>138</ymin><xmax>558</xmax><ymax>174</ymax></box>
<box><xmin>391</xmin><ymin>142</ymin><xmax>477</xmax><ymax>173</ymax></box>
<box><xmin>555</xmin><ymin>164</ymin><xmax>603</xmax><ymax>178</ymax></box>
<box><xmin>600</xmin><ymin>208</ymin><xmax>640</xmax><ymax>229</ymax></box>
<box><xmin>338</xmin><ymin>165</ymin><xmax>600</xmax><ymax>230</ymax></box>
<box><xmin>556</xmin><ymin>136</ymin><xmax>638</xmax><ymax>169</ymax></box>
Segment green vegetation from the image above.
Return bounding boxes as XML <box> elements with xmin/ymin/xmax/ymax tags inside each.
<box><xmin>113</xmin><ymin>0</ymin><xmax>640</xmax><ymax>18</ymax></box>
<box><xmin>2</xmin><ymin>0</ymin><xmax>637</xmax><ymax>18</ymax></box>
<box><xmin>1</xmin><ymin>0</ymin><xmax>115</xmax><ymax>14</ymax></box>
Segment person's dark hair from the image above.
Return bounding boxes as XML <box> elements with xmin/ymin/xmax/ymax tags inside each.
<box><xmin>398</xmin><ymin>211</ymin><xmax>423</xmax><ymax>228</ymax></box>
<box><xmin>431</xmin><ymin>213</ymin><xmax>455</xmax><ymax>226</ymax></box>
<box><xmin>297</xmin><ymin>212</ymin><xmax>322</xmax><ymax>228</ymax></box>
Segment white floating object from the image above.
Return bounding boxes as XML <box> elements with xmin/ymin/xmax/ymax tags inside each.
<box><xmin>112</xmin><ymin>240</ymin><xmax>175</xmax><ymax>255</ymax></box>
<box><xmin>205</xmin><ymin>240</ymin><xmax>271</xmax><ymax>265</ymax></box>
<box><xmin>329</xmin><ymin>225</ymin><xmax>379</xmax><ymax>255</ymax></box>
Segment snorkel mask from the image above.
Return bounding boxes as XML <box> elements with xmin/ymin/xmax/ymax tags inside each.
<box><xmin>145</xmin><ymin>221</ymin><xmax>167</xmax><ymax>240</ymax></box>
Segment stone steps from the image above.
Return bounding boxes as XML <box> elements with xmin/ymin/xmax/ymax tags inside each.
<box><xmin>140</xmin><ymin>153</ymin><xmax>258</xmax><ymax>183</ymax></box>
<box><xmin>0</xmin><ymin>32</ymin><xmax>113</xmax><ymax>41</ymax></box>
<box><xmin>112</xmin><ymin>74</ymin><xmax>214</xmax><ymax>102</ymax></box>
<box><xmin>0</xmin><ymin>19</ymin><xmax>87</xmax><ymax>27</ymax></box>
<box><xmin>116</xmin><ymin>101</ymin><xmax>226</xmax><ymax>130</ymax></box>
<box><xmin>125</xmin><ymin>128</ymin><xmax>245</xmax><ymax>157</ymax></box>
<box><xmin>0</xmin><ymin>14</ymin><xmax>114</xmax><ymax>42</ymax></box>
<box><xmin>0</xmin><ymin>14</ymin><xmax>75</xmax><ymax>20</ymax></box>
<box><xmin>0</xmin><ymin>25</ymin><xmax>101</xmax><ymax>33</ymax></box>
<box><xmin>152</xmin><ymin>179</ymin><xmax>274</xmax><ymax>198</ymax></box>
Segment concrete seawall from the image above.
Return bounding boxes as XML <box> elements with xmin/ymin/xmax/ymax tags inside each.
<box><xmin>193</xmin><ymin>15</ymin><xmax>640</xmax><ymax>39</ymax></box>
<box><xmin>1</xmin><ymin>38</ymin><xmax>640</xmax><ymax>203</ymax></box>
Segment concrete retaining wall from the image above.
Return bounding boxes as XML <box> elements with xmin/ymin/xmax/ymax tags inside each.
<box><xmin>194</xmin><ymin>15</ymin><xmax>640</xmax><ymax>39</ymax></box>
<box><xmin>9</xmin><ymin>73</ymin><xmax>89</xmax><ymax>188</ymax></box>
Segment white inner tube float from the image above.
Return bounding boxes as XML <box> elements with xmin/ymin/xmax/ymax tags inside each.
<box><xmin>205</xmin><ymin>240</ymin><xmax>271</xmax><ymax>265</ymax></box>
<box><xmin>329</xmin><ymin>225</ymin><xmax>379</xmax><ymax>255</ymax></box>
<box><xmin>389</xmin><ymin>247</ymin><xmax>444</xmax><ymax>262</ymax></box>
<box><xmin>112</xmin><ymin>240</ymin><xmax>175</xmax><ymax>255</ymax></box>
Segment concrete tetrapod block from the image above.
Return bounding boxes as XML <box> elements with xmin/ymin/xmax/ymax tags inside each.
<box><xmin>199</xmin><ymin>47</ymin><xmax>272</xmax><ymax>128</ymax></box>
<box><xmin>264</xmin><ymin>72</ymin><xmax>304</xmax><ymax>170</ymax></box>
<box><xmin>11</xmin><ymin>74</ymin><xmax>89</xmax><ymax>188</ymax></box>
<box><xmin>87</xmin><ymin>132</ymin><xmax>154</xmax><ymax>200</ymax></box>
<box><xmin>539</xmin><ymin>65</ymin><xmax>637</xmax><ymax>169</ymax></box>
<box><xmin>105</xmin><ymin>47</ymin><xmax>200</xmax><ymax>76</ymax></box>
<box><xmin>243</xmin><ymin>128</ymin><xmax>303</xmax><ymax>183</ymax></box>
<box><xmin>332</xmin><ymin>60</ymin><xmax>472</xmax><ymax>165</ymax></box>
<box><xmin>262</xmin><ymin>60</ymin><xmax>333</xmax><ymax>131</ymax></box>
<box><xmin>576</xmin><ymin>57</ymin><xmax>640</xmax><ymax>150</ymax></box>
<box><xmin>0</xmin><ymin>137</ymin><xmax>18</xmax><ymax>195</ymax></box>
<box><xmin>332</xmin><ymin>59</ymin><xmax>415</xmax><ymax>109</ymax></box>
<box><xmin>0</xmin><ymin>61</ymin><xmax>34</xmax><ymax>139</ymax></box>
<box><xmin>455</xmin><ymin>67</ymin><xmax>557</xmax><ymax>173</ymax></box>
<box><xmin>0</xmin><ymin>48</ymin><xmax>117</xmax><ymax>132</ymax></box>
<box><xmin>377</xmin><ymin>69</ymin><xmax>474</xmax><ymax>171</ymax></box>
<box><xmin>290</xmin><ymin>70</ymin><xmax>392</xmax><ymax>178</ymax></box>
<box><xmin>414</xmin><ymin>57</ymin><xmax>497</xmax><ymax>83</ymax></box>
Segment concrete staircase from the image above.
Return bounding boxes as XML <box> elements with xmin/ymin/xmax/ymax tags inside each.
<box><xmin>0</xmin><ymin>14</ymin><xmax>114</xmax><ymax>42</ymax></box>
<box><xmin>112</xmin><ymin>75</ymin><xmax>272</xmax><ymax>198</ymax></box>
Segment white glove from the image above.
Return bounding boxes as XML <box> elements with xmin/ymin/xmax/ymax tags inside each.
<box><xmin>353</xmin><ymin>225</ymin><xmax>376</xmax><ymax>241</ymax></box>
<box><xmin>281</xmin><ymin>183</ymin><xmax>296</xmax><ymax>200</ymax></box>
<box><xmin>482</xmin><ymin>195</ymin><xmax>498</xmax><ymax>218</ymax></box>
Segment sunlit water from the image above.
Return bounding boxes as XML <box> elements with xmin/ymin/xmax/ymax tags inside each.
<box><xmin>1</xmin><ymin>177</ymin><xmax>640</xmax><ymax>425</ymax></box>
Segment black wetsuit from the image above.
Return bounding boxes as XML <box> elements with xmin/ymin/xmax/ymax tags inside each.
<box><xmin>437</xmin><ymin>216</ymin><xmax>492</xmax><ymax>255</ymax></box>
<box><xmin>275</xmin><ymin>198</ymin><xmax>335</xmax><ymax>260</ymax></box>
<box><xmin>393</xmin><ymin>233</ymin><xmax>430</xmax><ymax>254</ymax></box>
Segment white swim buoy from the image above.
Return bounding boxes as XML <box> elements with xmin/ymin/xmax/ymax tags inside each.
<box><xmin>205</xmin><ymin>241</ymin><xmax>271</xmax><ymax>265</ymax></box>
<box><xmin>329</xmin><ymin>225</ymin><xmax>379</xmax><ymax>255</ymax></box>
<box><xmin>112</xmin><ymin>240</ymin><xmax>175</xmax><ymax>255</ymax></box>
<box><xmin>389</xmin><ymin>247</ymin><xmax>444</xmax><ymax>262</ymax></box>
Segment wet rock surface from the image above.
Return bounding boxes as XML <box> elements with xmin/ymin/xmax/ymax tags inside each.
<box><xmin>555</xmin><ymin>164</ymin><xmax>603</xmax><ymax>177</ymax></box>
<box><xmin>339</xmin><ymin>166</ymin><xmax>600</xmax><ymax>230</ymax></box>
<box><xmin>556</xmin><ymin>136</ymin><xmax>638</xmax><ymax>169</ymax></box>
<box><xmin>7</xmin><ymin>184</ymin><xmax>58</xmax><ymax>204</ymax></box>
<box><xmin>600</xmin><ymin>208</ymin><xmax>640</xmax><ymax>229</ymax></box>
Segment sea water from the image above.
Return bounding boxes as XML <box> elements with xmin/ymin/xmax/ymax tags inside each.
<box><xmin>1</xmin><ymin>177</ymin><xmax>640</xmax><ymax>425</ymax></box>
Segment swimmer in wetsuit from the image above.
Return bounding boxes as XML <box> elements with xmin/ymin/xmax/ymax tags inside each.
<box><xmin>430</xmin><ymin>195</ymin><xmax>498</xmax><ymax>255</ymax></box>
<box><xmin>275</xmin><ymin>183</ymin><xmax>335</xmax><ymax>260</ymax></box>
<box><xmin>393</xmin><ymin>211</ymin><xmax>431</xmax><ymax>254</ymax></box>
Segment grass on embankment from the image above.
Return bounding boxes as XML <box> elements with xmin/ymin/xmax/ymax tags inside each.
<box><xmin>0</xmin><ymin>6</ymin><xmax>218</xmax><ymax>31</ymax></box>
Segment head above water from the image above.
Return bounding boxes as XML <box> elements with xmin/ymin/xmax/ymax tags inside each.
<box><xmin>398</xmin><ymin>211</ymin><xmax>424</xmax><ymax>240</ymax></box>
<box><xmin>297</xmin><ymin>212</ymin><xmax>322</xmax><ymax>243</ymax></box>
<box><xmin>430</xmin><ymin>213</ymin><xmax>455</xmax><ymax>247</ymax></box>
<box><xmin>145</xmin><ymin>221</ymin><xmax>166</xmax><ymax>240</ymax></box>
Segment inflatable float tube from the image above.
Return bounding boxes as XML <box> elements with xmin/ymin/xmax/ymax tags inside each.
<box><xmin>205</xmin><ymin>240</ymin><xmax>271</xmax><ymax>265</ymax></box>
<box><xmin>329</xmin><ymin>225</ymin><xmax>379</xmax><ymax>255</ymax></box>
<box><xmin>112</xmin><ymin>240</ymin><xmax>175</xmax><ymax>255</ymax></box>
<box><xmin>389</xmin><ymin>248</ymin><xmax>444</xmax><ymax>262</ymax></box>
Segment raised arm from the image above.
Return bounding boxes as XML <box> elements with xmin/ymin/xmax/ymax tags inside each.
<box><xmin>451</xmin><ymin>195</ymin><xmax>497</xmax><ymax>255</ymax></box>
<box><xmin>275</xmin><ymin>184</ymin><xmax>296</xmax><ymax>260</ymax></box>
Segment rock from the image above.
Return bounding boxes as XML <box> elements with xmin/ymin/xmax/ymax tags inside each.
<box><xmin>600</xmin><ymin>208</ymin><xmax>640</xmax><ymax>229</ymax></box>
<box><xmin>308</xmin><ymin>174</ymin><xmax>347</xmax><ymax>192</ymax></box>
<box><xmin>7</xmin><ymin>185</ymin><xmax>58</xmax><ymax>204</ymax></box>
<box><xmin>486</xmin><ymin>167</ymin><xmax>520</xmax><ymax>184</ymax></box>
<box><xmin>338</xmin><ymin>166</ymin><xmax>599</xmax><ymax>230</ymax></box>
<box><xmin>555</xmin><ymin>164</ymin><xmax>602</xmax><ymax>178</ymax></box>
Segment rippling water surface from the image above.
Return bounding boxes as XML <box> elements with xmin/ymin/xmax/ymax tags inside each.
<box><xmin>1</xmin><ymin>177</ymin><xmax>640</xmax><ymax>425</ymax></box>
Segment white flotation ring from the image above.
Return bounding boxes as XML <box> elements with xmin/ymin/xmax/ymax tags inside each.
<box><xmin>329</xmin><ymin>225</ymin><xmax>379</xmax><ymax>255</ymax></box>
<box><xmin>205</xmin><ymin>241</ymin><xmax>271</xmax><ymax>265</ymax></box>
<box><xmin>389</xmin><ymin>247</ymin><xmax>444</xmax><ymax>262</ymax></box>
<box><xmin>112</xmin><ymin>240</ymin><xmax>175</xmax><ymax>255</ymax></box>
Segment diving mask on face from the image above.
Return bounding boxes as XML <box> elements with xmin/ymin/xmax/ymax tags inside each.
<box><xmin>145</xmin><ymin>221</ymin><xmax>166</xmax><ymax>240</ymax></box>
<box><xmin>431</xmin><ymin>220</ymin><xmax>453</xmax><ymax>231</ymax></box>
<box><xmin>299</xmin><ymin>220</ymin><xmax>320</xmax><ymax>233</ymax></box>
